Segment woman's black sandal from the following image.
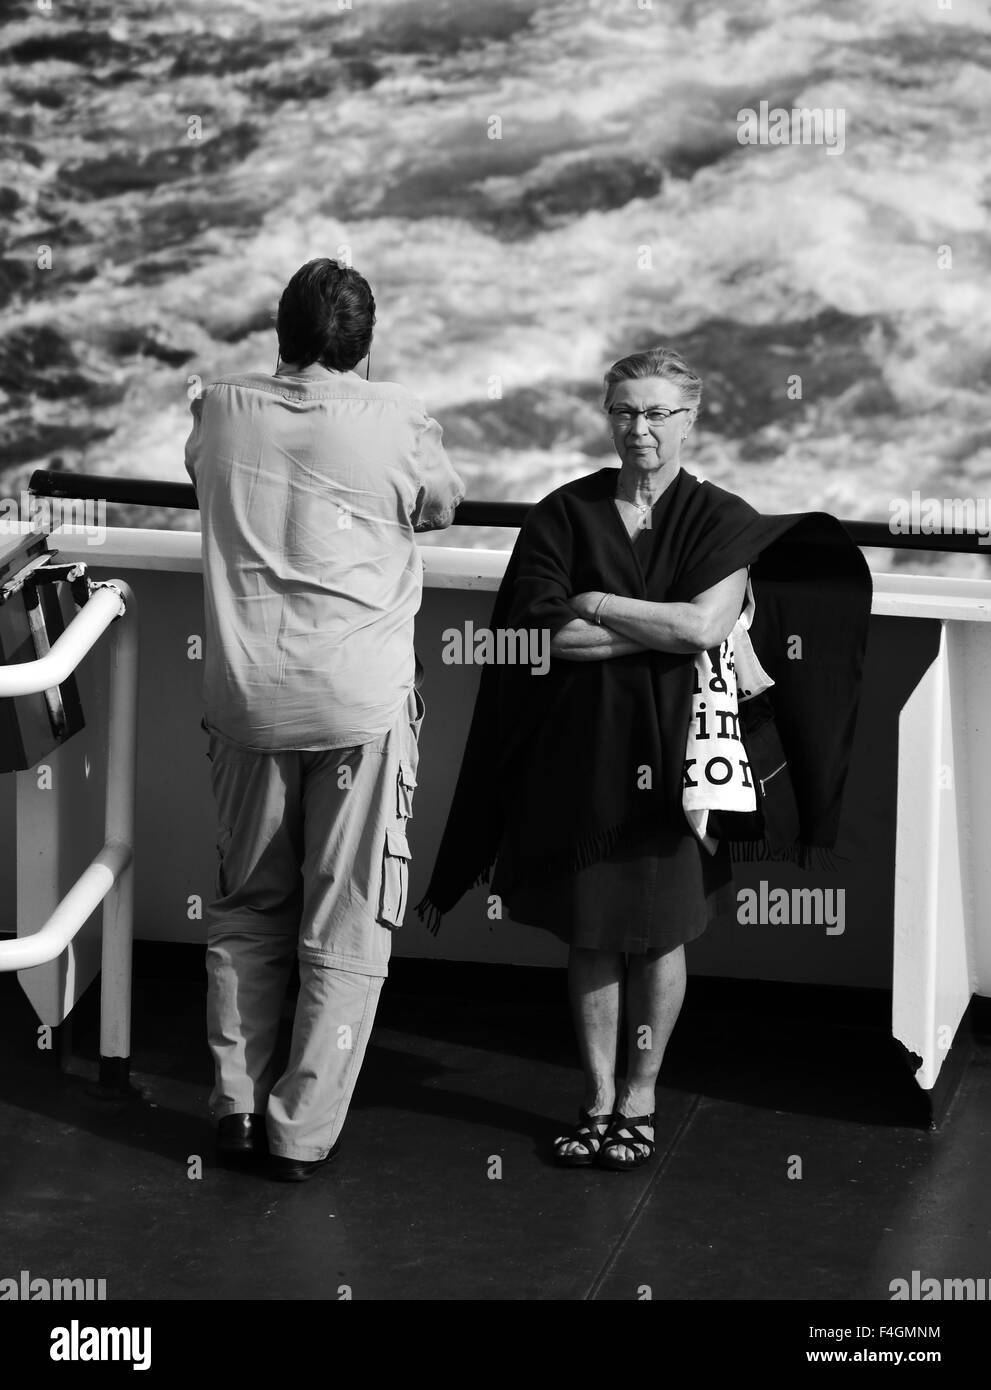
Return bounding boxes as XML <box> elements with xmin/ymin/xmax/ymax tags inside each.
<box><xmin>597</xmin><ymin>1113</ymin><xmax>656</xmax><ymax>1171</ymax></box>
<box><xmin>552</xmin><ymin>1109</ymin><xmax>613</xmax><ymax>1167</ymax></box>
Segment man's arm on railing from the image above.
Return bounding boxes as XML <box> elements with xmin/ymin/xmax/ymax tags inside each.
<box><xmin>184</xmin><ymin>393</ymin><xmax>203</xmax><ymax>501</ymax></box>
<box><xmin>411</xmin><ymin>414</ymin><xmax>465</xmax><ymax>532</ymax></box>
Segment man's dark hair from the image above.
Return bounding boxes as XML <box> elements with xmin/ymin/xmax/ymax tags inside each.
<box><xmin>276</xmin><ymin>258</ymin><xmax>376</xmax><ymax>372</ymax></box>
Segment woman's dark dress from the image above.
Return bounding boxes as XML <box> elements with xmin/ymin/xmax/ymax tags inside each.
<box><xmin>489</xmin><ymin>473</ymin><xmax>737</xmax><ymax>953</ymax></box>
<box><xmin>490</xmin><ymin>817</ymin><xmax>735</xmax><ymax>953</ymax></box>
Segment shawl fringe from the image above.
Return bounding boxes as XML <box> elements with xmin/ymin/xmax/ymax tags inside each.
<box><xmin>414</xmin><ymin>898</ymin><xmax>444</xmax><ymax>936</ymax></box>
<box><xmin>726</xmin><ymin>839</ymin><xmax>847</xmax><ymax>871</ymax></box>
<box><xmin>415</xmin><ymin>863</ymin><xmax>494</xmax><ymax>936</ymax></box>
<box><xmin>569</xmin><ymin>820</ymin><xmax>630</xmax><ymax>872</ymax></box>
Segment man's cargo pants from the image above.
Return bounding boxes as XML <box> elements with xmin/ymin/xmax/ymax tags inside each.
<box><xmin>203</xmin><ymin>687</ymin><xmax>423</xmax><ymax>1161</ymax></box>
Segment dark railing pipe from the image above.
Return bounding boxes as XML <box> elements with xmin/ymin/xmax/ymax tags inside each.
<box><xmin>30</xmin><ymin>471</ymin><xmax>198</xmax><ymax>513</ymax></box>
<box><xmin>26</xmin><ymin>468</ymin><xmax>991</xmax><ymax>554</ymax></box>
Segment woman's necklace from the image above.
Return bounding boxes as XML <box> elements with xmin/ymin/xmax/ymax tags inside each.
<box><xmin>616</xmin><ymin>484</ymin><xmax>653</xmax><ymax>531</ymax></box>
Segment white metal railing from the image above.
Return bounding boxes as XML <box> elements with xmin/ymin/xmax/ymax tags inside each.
<box><xmin>0</xmin><ymin>580</ymin><xmax>137</xmax><ymax>1089</ymax></box>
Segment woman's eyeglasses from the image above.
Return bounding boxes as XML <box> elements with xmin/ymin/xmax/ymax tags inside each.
<box><xmin>608</xmin><ymin>406</ymin><xmax>690</xmax><ymax>426</ymax></box>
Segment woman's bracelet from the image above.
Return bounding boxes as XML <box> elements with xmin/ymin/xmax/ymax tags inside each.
<box><xmin>593</xmin><ymin>593</ymin><xmax>611</xmax><ymax>626</ymax></box>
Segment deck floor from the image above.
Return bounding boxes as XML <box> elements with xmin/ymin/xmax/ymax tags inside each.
<box><xmin>2</xmin><ymin>953</ymin><xmax>990</xmax><ymax>1303</ymax></box>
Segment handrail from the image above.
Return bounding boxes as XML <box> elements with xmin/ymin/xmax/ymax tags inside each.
<box><xmin>0</xmin><ymin>580</ymin><xmax>138</xmax><ymax>1093</ymax></box>
<box><xmin>27</xmin><ymin>467</ymin><xmax>991</xmax><ymax>555</ymax></box>
<box><xmin>0</xmin><ymin>584</ymin><xmax>125</xmax><ymax>697</ymax></box>
<box><xmin>0</xmin><ymin>844</ymin><xmax>131</xmax><ymax>970</ymax></box>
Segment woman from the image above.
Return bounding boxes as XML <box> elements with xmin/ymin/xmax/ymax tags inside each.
<box><xmin>418</xmin><ymin>347</ymin><xmax>871</xmax><ymax>1171</ymax></box>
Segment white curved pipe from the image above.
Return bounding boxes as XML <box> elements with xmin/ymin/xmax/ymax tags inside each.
<box><xmin>0</xmin><ymin>584</ymin><xmax>124</xmax><ymax>696</ymax></box>
<box><xmin>0</xmin><ymin>842</ymin><xmax>132</xmax><ymax>970</ymax></box>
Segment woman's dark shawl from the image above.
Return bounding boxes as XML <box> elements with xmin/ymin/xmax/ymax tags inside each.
<box><xmin>416</xmin><ymin>467</ymin><xmax>872</xmax><ymax>930</ymax></box>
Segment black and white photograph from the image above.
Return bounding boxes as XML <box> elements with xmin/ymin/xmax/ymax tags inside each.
<box><xmin>0</xmin><ymin>0</ymin><xmax>988</xmax><ymax>1357</ymax></box>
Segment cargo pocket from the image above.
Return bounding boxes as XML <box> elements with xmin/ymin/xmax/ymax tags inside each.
<box><xmin>379</xmin><ymin>825</ymin><xmax>411</xmax><ymax>928</ymax></box>
<box><xmin>397</xmin><ymin>757</ymin><xmax>418</xmax><ymax>821</ymax></box>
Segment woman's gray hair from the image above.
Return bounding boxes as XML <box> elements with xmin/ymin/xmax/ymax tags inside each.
<box><xmin>603</xmin><ymin>347</ymin><xmax>702</xmax><ymax>411</ymax></box>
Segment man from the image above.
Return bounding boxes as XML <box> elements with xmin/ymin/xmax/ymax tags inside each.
<box><xmin>185</xmin><ymin>258</ymin><xmax>464</xmax><ymax>1180</ymax></box>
